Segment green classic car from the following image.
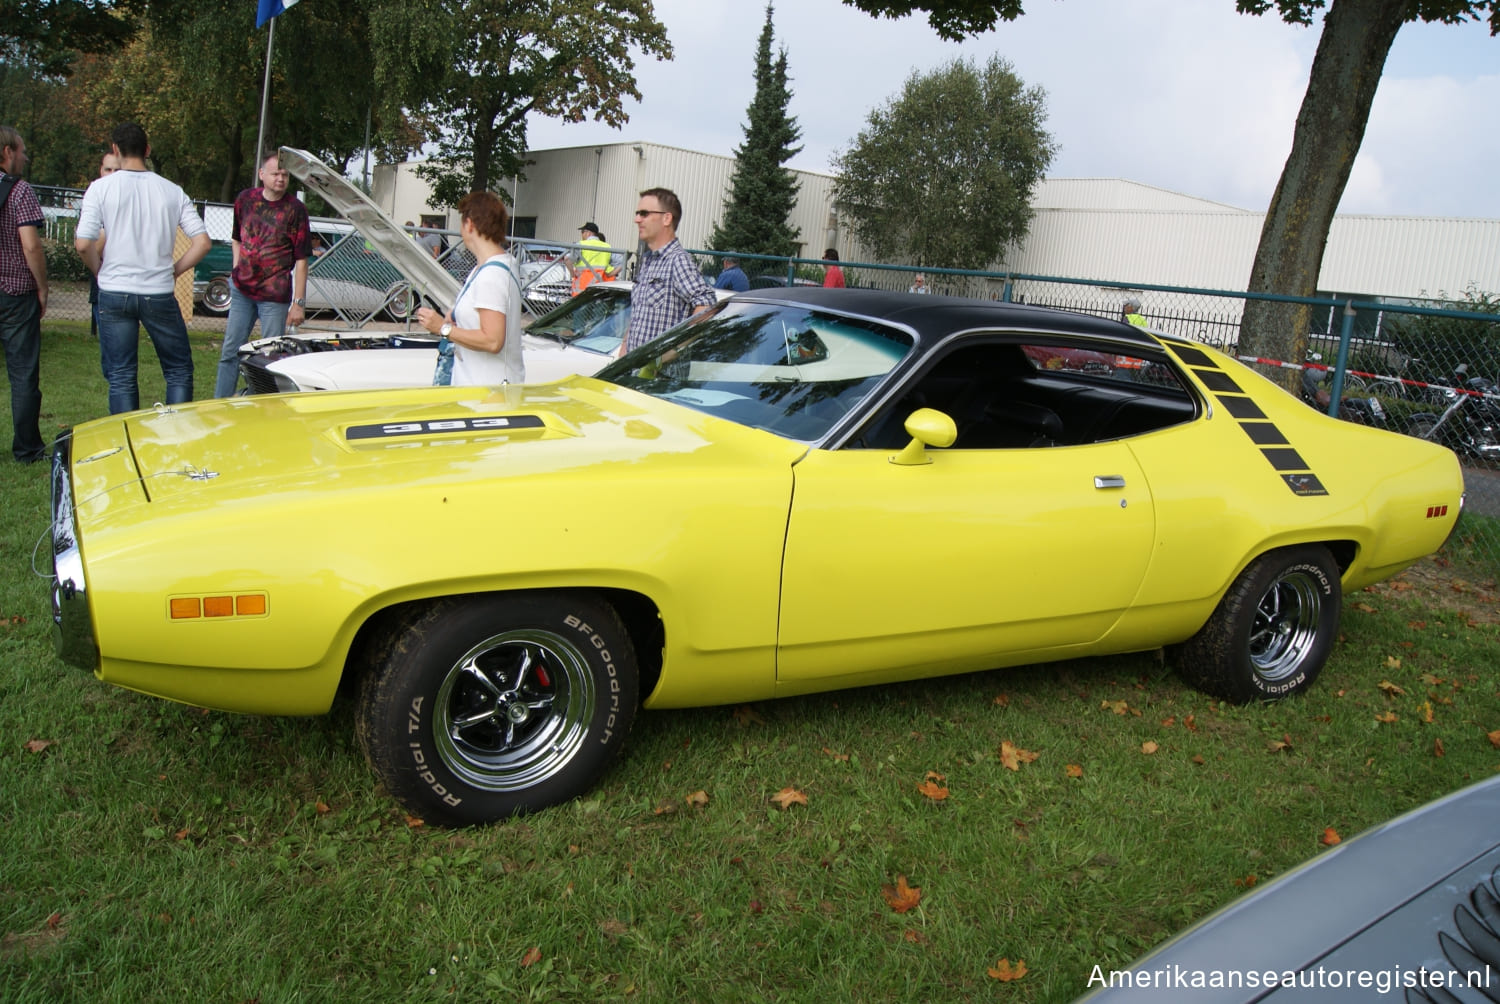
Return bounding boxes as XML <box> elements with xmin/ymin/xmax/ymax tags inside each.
<box><xmin>193</xmin><ymin>228</ymin><xmax>416</xmax><ymax>322</ymax></box>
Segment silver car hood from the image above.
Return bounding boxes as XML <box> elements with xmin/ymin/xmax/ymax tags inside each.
<box><xmin>1079</xmin><ymin>774</ymin><xmax>1500</xmax><ymax>1001</ymax></box>
<box><xmin>279</xmin><ymin>146</ymin><xmax>461</xmax><ymax>312</ymax></box>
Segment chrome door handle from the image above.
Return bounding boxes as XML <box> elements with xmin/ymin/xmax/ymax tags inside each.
<box><xmin>1094</xmin><ymin>475</ymin><xmax>1126</xmax><ymax>489</ymax></box>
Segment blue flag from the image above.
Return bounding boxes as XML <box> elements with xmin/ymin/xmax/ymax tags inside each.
<box><xmin>256</xmin><ymin>0</ymin><xmax>301</xmax><ymax>28</ymax></box>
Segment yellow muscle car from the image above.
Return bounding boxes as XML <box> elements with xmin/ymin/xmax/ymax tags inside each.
<box><xmin>48</xmin><ymin>289</ymin><xmax>1464</xmax><ymax>826</ymax></box>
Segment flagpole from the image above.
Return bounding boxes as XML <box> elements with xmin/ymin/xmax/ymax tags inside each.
<box><xmin>253</xmin><ymin>16</ymin><xmax>276</xmax><ymax>182</ymax></box>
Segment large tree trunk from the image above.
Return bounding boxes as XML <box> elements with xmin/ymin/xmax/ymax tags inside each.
<box><xmin>1239</xmin><ymin>0</ymin><xmax>1407</xmax><ymax>389</ymax></box>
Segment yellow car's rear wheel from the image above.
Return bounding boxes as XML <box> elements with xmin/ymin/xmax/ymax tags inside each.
<box><xmin>356</xmin><ymin>592</ymin><xmax>638</xmax><ymax>826</ymax></box>
<box><xmin>1171</xmin><ymin>545</ymin><xmax>1341</xmax><ymax>703</ymax></box>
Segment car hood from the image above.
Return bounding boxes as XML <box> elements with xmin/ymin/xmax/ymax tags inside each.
<box><xmin>1078</xmin><ymin>774</ymin><xmax>1500</xmax><ymax>1002</ymax></box>
<box><xmin>264</xmin><ymin>331</ymin><xmax>615</xmax><ymax>392</ymax></box>
<box><xmin>66</xmin><ymin>378</ymin><xmax>807</xmax><ymax>528</ymax></box>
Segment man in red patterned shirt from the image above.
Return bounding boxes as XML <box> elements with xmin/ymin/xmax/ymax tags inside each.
<box><xmin>214</xmin><ymin>151</ymin><xmax>311</xmax><ymax>396</ymax></box>
<box><xmin>0</xmin><ymin>125</ymin><xmax>48</xmax><ymax>463</ymax></box>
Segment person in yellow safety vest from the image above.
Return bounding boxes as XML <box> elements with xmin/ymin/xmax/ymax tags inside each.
<box><xmin>1116</xmin><ymin>297</ymin><xmax>1148</xmax><ymax>371</ymax></box>
<box><xmin>569</xmin><ymin>221</ymin><xmax>615</xmax><ymax>293</ymax></box>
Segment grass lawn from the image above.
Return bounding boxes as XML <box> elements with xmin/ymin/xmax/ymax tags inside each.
<box><xmin>2</xmin><ymin>324</ymin><xmax>1498</xmax><ymax>1002</ymax></box>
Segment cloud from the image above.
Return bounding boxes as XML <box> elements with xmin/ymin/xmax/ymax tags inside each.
<box><xmin>523</xmin><ymin>0</ymin><xmax>1499</xmax><ymax>219</ymax></box>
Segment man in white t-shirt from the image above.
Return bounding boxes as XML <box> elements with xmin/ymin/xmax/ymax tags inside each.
<box><xmin>75</xmin><ymin>122</ymin><xmax>210</xmax><ymax>414</ymax></box>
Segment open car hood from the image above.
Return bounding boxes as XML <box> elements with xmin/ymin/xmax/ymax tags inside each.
<box><xmin>279</xmin><ymin>146</ymin><xmax>461</xmax><ymax>312</ymax></box>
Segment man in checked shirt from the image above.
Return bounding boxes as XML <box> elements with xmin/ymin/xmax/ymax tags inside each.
<box><xmin>619</xmin><ymin>187</ymin><xmax>717</xmax><ymax>356</ymax></box>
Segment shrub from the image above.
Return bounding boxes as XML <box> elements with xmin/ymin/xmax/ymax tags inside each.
<box><xmin>1387</xmin><ymin>285</ymin><xmax>1500</xmax><ymax>380</ymax></box>
<box><xmin>43</xmin><ymin>237</ymin><xmax>91</xmax><ymax>283</ymax></box>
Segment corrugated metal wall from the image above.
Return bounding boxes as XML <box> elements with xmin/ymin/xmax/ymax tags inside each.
<box><xmin>370</xmin><ymin>147</ymin><xmax>1500</xmax><ymax>299</ymax></box>
<box><xmin>374</xmin><ymin>142</ymin><xmax>840</xmax><ymax>263</ymax></box>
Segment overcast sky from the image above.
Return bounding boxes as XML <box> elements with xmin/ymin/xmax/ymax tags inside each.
<box><xmin>524</xmin><ymin>0</ymin><xmax>1500</xmax><ymax>219</ymax></box>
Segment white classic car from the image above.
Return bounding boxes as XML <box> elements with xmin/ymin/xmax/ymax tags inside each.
<box><xmin>236</xmin><ymin>281</ymin><xmax>658</xmax><ymax>393</ymax></box>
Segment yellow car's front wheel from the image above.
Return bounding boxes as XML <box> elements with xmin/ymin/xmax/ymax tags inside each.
<box><xmin>356</xmin><ymin>592</ymin><xmax>638</xmax><ymax>826</ymax></box>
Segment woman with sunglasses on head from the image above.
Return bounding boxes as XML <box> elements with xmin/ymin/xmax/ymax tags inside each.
<box><xmin>415</xmin><ymin>191</ymin><xmax>523</xmax><ymax>386</ymax></box>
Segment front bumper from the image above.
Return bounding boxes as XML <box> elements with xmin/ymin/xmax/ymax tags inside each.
<box><xmin>50</xmin><ymin>432</ymin><xmax>97</xmax><ymax>671</ymax></box>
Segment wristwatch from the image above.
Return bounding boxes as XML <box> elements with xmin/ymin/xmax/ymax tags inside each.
<box><xmin>292</xmin><ymin>297</ymin><xmax>306</xmax><ymax>306</ymax></box>
<box><xmin>439</xmin><ymin>322</ymin><xmax>454</xmax><ymax>338</ymax></box>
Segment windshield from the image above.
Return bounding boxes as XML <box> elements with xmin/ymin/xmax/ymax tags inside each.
<box><xmin>596</xmin><ymin>300</ymin><xmax>914</xmax><ymax>442</ymax></box>
<box><xmin>529</xmin><ymin>288</ymin><xmax>631</xmax><ymax>354</ymax></box>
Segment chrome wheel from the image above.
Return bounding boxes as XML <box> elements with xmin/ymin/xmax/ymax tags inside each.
<box><xmin>1171</xmin><ymin>545</ymin><xmax>1339</xmax><ymax>703</ymax></box>
<box><xmin>1248</xmin><ymin>569</ymin><xmax>1324</xmax><ymax>683</ymax></box>
<box><xmin>385</xmin><ymin>281</ymin><xmax>416</xmax><ymax>320</ymax></box>
<box><xmin>432</xmin><ymin>628</ymin><xmax>596</xmax><ymax>792</ymax></box>
<box><xmin>204</xmin><ymin>277</ymin><xmax>232</xmax><ymax>314</ymax></box>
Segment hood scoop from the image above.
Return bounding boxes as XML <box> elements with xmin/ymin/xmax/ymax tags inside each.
<box><xmin>342</xmin><ymin>412</ymin><xmax>547</xmax><ymax>443</ymax></box>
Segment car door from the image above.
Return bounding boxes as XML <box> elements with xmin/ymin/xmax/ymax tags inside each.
<box><xmin>775</xmin><ymin>337</ymin><xmax>1161</xmax><ymax>685</ymax></box>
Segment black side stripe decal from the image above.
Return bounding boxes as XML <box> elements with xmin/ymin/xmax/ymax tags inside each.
<box><xmin>1167</xmin><ymin>344</ymin><xmax>1328</xmax><ymax>496</ymax></box>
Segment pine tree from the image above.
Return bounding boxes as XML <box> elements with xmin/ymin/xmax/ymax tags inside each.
<box><xmin>709</xmin><ymin>3</ymin><xmax>802</xmax><ymax>268</ymax></box>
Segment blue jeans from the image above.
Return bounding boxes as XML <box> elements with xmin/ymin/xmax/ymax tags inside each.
<box><xmin>216</xmin><ymin>282</ymin><xmax>289</xmax><ymax>397</ymax></box>
<box><xmin>96</xmin><ymin>290</ymin><xmax>195</xmax><ymax>415</ymax></box>
<box><xmin>0</xmin><ymin>290</ymin><xmax>44</xmax><ymax>462</ymax></box>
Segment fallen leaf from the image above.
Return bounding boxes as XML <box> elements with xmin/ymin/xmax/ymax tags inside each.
<box><xmin>987</xmin><ymin>958</ymin><xmax>1028</xmax><ymax>982</ymax></box>
<box><xmin>520</xmin><ymin>947</ymin><xmax>542</xmax><ymax>968</ymax></box>
<box><xmin>999</xmin><ymin>741</ymin><xmax>1039</xmax><ymax>771</ymax></box>
<box><xmin>1101</xmin><ymin>699</ymin><xmax>1129</xmax><ymax>716</ymax></box>
<box><xmin>924</xmin><ymin>770</ymin><xmax>946</xmax><ymax>782</ymax></box>
<box><xmin>1065</xmin><ymin>763</ymin><xmax>1084</xmax><ymax>778</ymax></box>
<box><xmin>1374</xmin><ymin>711</ymin><xmax>1398</xmax><ymax>724</ymax></box>
<box><xmin>1390</xmin><ymin>580</ymin><xmax>1413</xmax><ymax>592</ymax></box>
<box><xmin>881</xmin><ymin>875</ymin><xmax>921</xmax><ymax>914</ymax></box>
<box><xmin>652</xmin><ymin>799</ymin><xmax>678</xmax><ymax>816</ymax></box>
<box><xmin>315</xmin><ymin>801</ymin><xmax>331</xmax><ymax>815</ymax></box>
<box><xmin>1233</xmin><ymin>874</ymin><xmax>1258</xmax><ymax>888</ymax></box>
<box><xmin>770</xmin><ymin>787</ymin><xmax>807</xmax><ymax>810</ymax></box>
<box><xmin>1434</xmin><ymin>737</ymin><xmax>1446</xmax><ymax>758</ymax></box>
<box><xmin>916</xmin><ymin>780</ymin><xmax>949</xmax><ymax>801</ymax></box>
<box><xmin>1489</xmin><ymin>729</ymin><xmax>1500</xmax><ymax>749</ymax></box>
<box><xmin>173</xmin><ymin>828</ymin><xmax>189</xmax><ymax>841</ymax></box>
<box><xmin>1409</xmin><ymin>621</ymin><xmax>1428</xmax><ymax>630</ymax></box>
<box><xmin>685</xmin><ymin>790</ymin><xmax>709</xmax><ymax>809</ymax></box>
<box><xmin>1377</xmin><ymin>680</ymin><xmax>1406</xmax><ymax>697</ymax></box>
<box><xmin>1420</xmin><ymin>702</ymin><xmax>1434</xmax><ymax>724</ymax></box>
<box><xmin>1384</xmin><ymin>656</ymin><xmax>1403</xmax><ymax>670</ymax></box>
<box><xmin>821</xmin><ymin>747</ymin><xmax>849</xmax><ymax>762</ymax></box>
<box><xmin>404</xmin><ymin>815</ymin><xmax>425</xmax><ymax>828</ymax></box>
<box><xmin>902</xmin><ymin>929</ymin><xmax>928</xmax><ymax>944</ymax></box>
<box><xmin>1320</xmin><ymin>827</ymin><xmax>1341</xmax><ymax>846</ymax></box>
<box><xmin>1421</xmin><ymin>673</ymin><xmax>1443</xmax><ymax>685</ymax></box>
<box><xmin>23</xmin><ymin>739</ymin><xmax>54</xmax><ymax>754</ymax></box>
<box><xmin>1191</xmin><ymin>754</ymin><xmax>1205</xmax><ymax>765</ymax></box>
<box><xmin>731</xmin><ymin>706</ymin><xmax>766</xmax><ymax>726</ymax></box>
<box><xmin>992</xmin><ymin>693</ymin><xmax>1010</xmax><ymax>708</ymax></box>
<box><xmin>1352</xmin><ymin>602</ymin><xmax>1377</xmax><ymax>613</ymax></box>
<box><xmin>1141</xmin><ymin>740</ymin><xmax>1159</xmax><ymax>755</ymax></box>
<box><xmin>1267</xmin><ymin>735</ymin><xmax>1292</xmax><ymax>753</ymax></box>
<box><xmin>1159</xmin><ymin>716</ymin><xmax>1176</xmax><ymax>727</ymax></box>
<box><xmin>1183</xmin><ymin>715</ymin><xmax>1198</xmax><ymax>732</ymax></box>
<box><xmin>748</xmin><ymin>899</ymin><xmax>763</xmax><ymax>914</ymax></box>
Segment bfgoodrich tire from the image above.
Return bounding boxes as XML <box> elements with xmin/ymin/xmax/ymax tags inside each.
<box><xmin>356</xmin><ymin>592</ymin><xmax>638</xmax><ymax>826</ymax></box>
<box><xmin>1170</xmin><ymin>545</ymin><xmax>1341</xmax><ymax>703</ymax></box>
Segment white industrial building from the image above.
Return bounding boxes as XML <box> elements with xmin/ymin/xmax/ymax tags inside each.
<box><xmin>371</xmin><ymin>141</ymin><xmax>1500</xmax><ymax>302</ymax></box>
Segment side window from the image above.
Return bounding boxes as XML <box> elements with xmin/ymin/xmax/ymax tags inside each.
<box><xmin>854</xmin><ymin>339</ymin><xmax>1195</xmax><ymax>450</ymax></box>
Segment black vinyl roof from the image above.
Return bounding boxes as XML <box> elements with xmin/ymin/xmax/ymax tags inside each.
<box><xmin>737</xmin><ymin>287</ymin><xmax>1160</xmax><ymax>348</ymax></box>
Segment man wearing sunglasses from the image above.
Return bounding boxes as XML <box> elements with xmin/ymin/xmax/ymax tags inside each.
<box><xmin>620</xmin><ymin>187</ymin><xmax>716</xmax><ymax>356</ymax></box>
